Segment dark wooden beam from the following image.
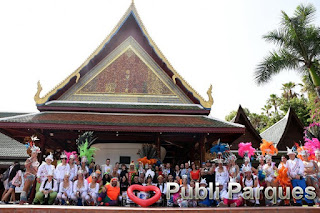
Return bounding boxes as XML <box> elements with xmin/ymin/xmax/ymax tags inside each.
<box><xmin>155</xmin><ymin>133</ymin><xmax>161</xmax><ymax>160</ymax></box>
<box><xmin>199</xmin><ymin>134</ymin><xmax>206</xmax><ymax>163</ymax></box>
<box><xmin>164</xmin><ymin>140</ymin><xmax>183</xmax><ymax>149</ymax></box>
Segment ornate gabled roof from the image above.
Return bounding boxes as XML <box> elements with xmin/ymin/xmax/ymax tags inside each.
<box><xmin>34</xmin><ymin>2</ymin><xmax>213</xmax><ymax>110</ymax></box>
<box><xmin>234</xmin><ymin>105</ymin><xmax>262</xmax><ymax>141</ymax></box>
<box><xmin>230</xmin><ymin>105</ymin><xmax>261</xmax><ymax>149</ymax></box>
<box><xmin>260</xmin><ymin>108</ymin><xmax>304</xmax><ymax>149</ymax></box>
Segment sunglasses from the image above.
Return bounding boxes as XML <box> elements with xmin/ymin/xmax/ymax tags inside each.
<box><xmin>61</xmin><ymin>158</ymin><xmax>67</xmax><ymax>160</ymax></box>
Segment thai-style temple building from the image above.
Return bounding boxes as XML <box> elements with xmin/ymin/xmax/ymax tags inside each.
<box><xmin>0</xmin><ymin>2</ymin><xmax>245</xmax><ymax>165</ymax></box>
<box><xmin>231</xmin><ymin>105</ymin><xmax>262</xmax><ymax>150</ymax></box>
<box><xmin>260</xmin><ymin>108</ymin><xmax>304</xmax><ymax>151</ymax></box>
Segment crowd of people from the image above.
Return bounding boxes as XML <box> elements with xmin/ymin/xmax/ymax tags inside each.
<box><xmin>1</xmin><ymin>143</ymin><xmax>320</xmax><ymax>207</ymax></box>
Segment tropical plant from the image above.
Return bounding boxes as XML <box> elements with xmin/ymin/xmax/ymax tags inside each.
<box><xmin>280</xmin><ymin>96</ymin><xmax>310</xmax><ymax>126</ymax></box>
<box><xmin>281</xmin><ymin>82</ymin><xmax>298</xmax><ymax>100</ymax></box>
<box><xmin>76</xmin><ymin>131</ymin><xmax>97</xmax><ymax>147</ymax></box>
<box><xmin>261</xmin><ymin>104</ymin><xmax>272</xmax><ymax>116</ymax></box>
<box><xmin>267</xmin><ymin>94</ymin><xmax>281</xmax><ymax>114</ymax></box>
<box><xmin>137</xmin><ymin>144</ymin><xmax>158</xmax><ymax>160</ymax></box>
<box><xmin>255</xmin><ymin>4</ymin><xmax>320</xmax><ymax>98</ymax></box>
<box><xmin>76</xmin><ymin>131</ymin><xmax>98</xmax><ymax>164</ymax></box>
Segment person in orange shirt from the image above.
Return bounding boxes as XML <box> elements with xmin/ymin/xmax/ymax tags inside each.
<box><xmin>98</xmin><ymin>177</ymin><xmax>120</xmax><ymax>206</ymax></box>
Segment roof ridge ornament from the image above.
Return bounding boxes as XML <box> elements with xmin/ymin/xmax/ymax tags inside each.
<box><xmin>34</xmin><ymin>81</ymin><xmax>44</xmax><ymax>104</ymax></box>
<box><xmin>205</xmin><ymin>84</ymin><xmax>213</xmax><ymax>109</ymax></box>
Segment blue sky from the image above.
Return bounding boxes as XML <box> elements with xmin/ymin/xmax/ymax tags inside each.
<box><xmin>0</xmin><ymin>0</ymin><xmax>319</xmax><ymax>119</ymax></box>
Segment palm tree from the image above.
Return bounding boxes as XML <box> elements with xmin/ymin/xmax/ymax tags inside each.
<box><xmin>249</xmin><ymin>113</ymin><xmax>264</xmax><ymax>130</ymax></box>
<box><xmin>261</xmin><ymin>104</ymin><xmax>272</xmax><ymax>116</ymax></box>
<box><xmin>281</xmin><ymin>82</ymin><xmax>298</xmax><ymax>101</ymax></box>
<box><xmin>255</xmin><ymin>4</ymin><xmax>320</xmax><ymax>97</ymax></box>
<box><xmin>267</xmin><ymin>94</ymin><xmax>281</xmax><ymax>114</ymax></box>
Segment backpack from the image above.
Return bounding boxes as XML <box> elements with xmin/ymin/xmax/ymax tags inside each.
<box><xmin>1</xmin><ymin>168</ymin><xmax>10</xmax><ymax>182</ymax></box>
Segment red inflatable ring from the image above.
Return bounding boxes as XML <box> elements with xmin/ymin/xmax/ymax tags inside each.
<box><xmin>127</xmin><ymin>184</ymin><xmax>161</xmax><ymax>207</ymax></box>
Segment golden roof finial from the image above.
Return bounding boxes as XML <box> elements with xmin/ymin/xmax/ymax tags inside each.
<box><xmin>132</xmin><ymin>0</ymin><xmax>134</xmax><ymax>4</ymax></box>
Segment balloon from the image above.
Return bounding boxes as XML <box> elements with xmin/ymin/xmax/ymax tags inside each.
<box><xmin>127</xmin><ymin>185</ymin><xmax>161</xmax><ymax>207</ymax></box>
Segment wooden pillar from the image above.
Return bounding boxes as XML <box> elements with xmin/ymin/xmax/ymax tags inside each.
<box><xmin>199</xmin><ymin>134</ymin><xmax>206</xmax><ymax>163</ymax></box>
<box><xmin>155</xmin><ymin>133</ymin><xmax>161</xmax><ymax>160</ymax></box>
<box><xmin>39</xmin><ymin>135</ymin><xmax>46</xmax><ymax>162</ymax></box>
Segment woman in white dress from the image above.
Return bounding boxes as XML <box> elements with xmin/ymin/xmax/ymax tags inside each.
<box><xmin>215</xmin><ymin>158</ymin><xmax>229</xmax><ymax>190</ymax></box>
<box><xmin>71</xmin><ymin>170</ymin><xmax>88</xmax><ymax>206</ymax></box>
<box><xmin>68</xmin><ymin>154</ymin><xmax>78</xmax><ymax>181</ymax></box>
<box><xmin>241</xmin><ymin>157</ymin><xmax>252</xmax><ymax>174</ymax></box>
<box><xmin>85</xmin><ymin>173</ymin><xmax>99</xmax><ymax>205</ymax></box>
<box><xmin>57</xmin><ymin>172</ymin><xmax>73</xmax><ymax>205</ymax></box>
<box><xmin>55</xmin><ymin>154</ymin><xmax>70</xmax><ymax>187</ymax></box>
<box><xmin>228</xmin><ymin>154</ymin><xmax>240</xmax><ymax>178</ymax></box>
<box><xmin>262</xmin><ymin>155</ymin><xmax>278</xmax><ymax>187</ymax></box>
<box><xmin>78</xmin><ymin>157</ymin><xmax>89</xmax><ymax>178</ymax></box>
<box><xmin>300</xmin><ymin>149</ymin><xmax>320</xmax><ymax>204</ymax></box>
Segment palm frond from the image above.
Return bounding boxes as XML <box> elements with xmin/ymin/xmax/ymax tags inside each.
<box><xmin>76</xmin><ymin>131</ymin><xmax>97</xmax><ymax>148</ymax></box>
<box><xmin>294</xmin><ymin>4</ymin><xmax>316</xmax><ymax>26</ymax></box>
<box><xmin>263</xmin><ymin>29</ymin><xmax>287</xmax><ymax>46</ymax></box>
<box><xmin>255</xmin><ymin>50</ymin><xmax>300</xmax><ymax>84</ymax></box>
<box><xmin>137</xmin><ymin>144</ymin><xmax>158</xmax><ymax>159</ymax></box>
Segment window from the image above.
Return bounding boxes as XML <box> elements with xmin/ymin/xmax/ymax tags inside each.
<box><xmin>120</xmin><ymin>156</ymin><xmax>131</xmax><ymax>164</ymax></box>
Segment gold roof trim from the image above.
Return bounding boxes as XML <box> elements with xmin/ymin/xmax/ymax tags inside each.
<box><xmin>34</xmin><ymin>2</ymin><xmax>213</xmax><ymax>109</ymax></box>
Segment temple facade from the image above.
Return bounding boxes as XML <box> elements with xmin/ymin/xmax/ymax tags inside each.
<box><xmin>0</xmin><ymin>2</ymin><xmax>245</xmax><ymax>165</ymax></box>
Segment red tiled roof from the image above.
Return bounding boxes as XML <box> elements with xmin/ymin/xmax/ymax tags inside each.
<box><xmin>0</xmin><ymin>112</ymin><xmax>244</xmax><ymax>133</ymax></box>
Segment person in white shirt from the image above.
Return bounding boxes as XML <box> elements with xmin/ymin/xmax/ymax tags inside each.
<box><xmin>145</xmin><ymin>164</ymin><xmax>155</xmax><ymax>180</ymax></box>
<box><xmin>220</xmin><ymin>178</ymin><xmax>243</xmax><ymax>207</ymax></box>
<box><xmin>241</xmin><ymin>157</ymin><xmax>252</xmax><ymax>174</ymax></box>
<box><xmin>68</xmin><ymin>154</ymin><xmax>78</xmax><ymax>181</ymax></box>
<box><xmin>241</xmin><ymin>166</ymin><xmax>260</xmax><ymax>206</ymax></box>
<box><xmin>115</xmin><ymin>162</ymin><xmax>122</xmax><ymax>175</ymax></box>
<box><xmin>72</xmin><ymin>170</ymin><xmax>88</xmax><ymax>206</ymax></box>
<box><xmin>55</xmin><ymin>154</ymin><xmax>70</xmax><ymax>187</ymax></box>
<box><xmin>57</xmin><ymin>172</ymin><xmax>73</xmax><ymax>205</ymax></box>
<box><xmin>215</xmin><ymin>182</ymin><xmax>227</xmax><ymax>207</ymax></box>
<box><xmin>101</xmin><ymin>159</ymin><xmax>112</xmax><ymax>175</ymax></box>
<box><xmin>286</xmin><ymin>146</ymin><xmax>313</xmax><ymax>206</ymax></box>
<box><xmin>215</xmin><ymin>158</ymin><xmax>229</xmax><ymax>190</ymax></box>
<box><xmin>37</xmin><ymin>153</ymin><xmax>55</xmax><ymax>183</ymax></box>
<box><xmin>85</xmin><ymin>172</ymin><xmax>99</xmax><ymax>205</ymax></box>
<box><xmin>156</xmin><ymin>175</ymin><xmax>166</xmax><ymax>203</ymax></box>
<box><xmin>33</xmin><ymin>170</ymin><xmax>58</xmax><ymax>205</ymax></box>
